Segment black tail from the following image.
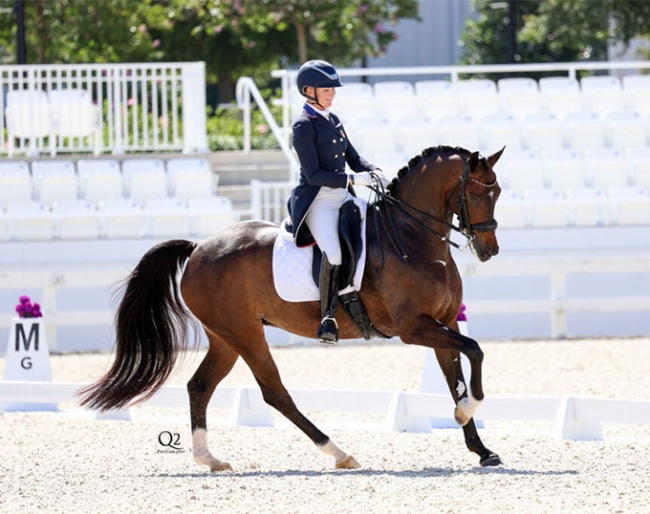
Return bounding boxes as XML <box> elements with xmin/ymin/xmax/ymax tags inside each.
<box><xmin>78</xmin><ymin>239</ymin><xmax>197</xmax><ymax>411</ymax></box>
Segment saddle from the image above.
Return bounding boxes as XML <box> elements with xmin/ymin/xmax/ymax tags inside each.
<box><xmin>273</xmin><ymin>199</ymin><xmax>387</xmax><ymax>340</ymax></box>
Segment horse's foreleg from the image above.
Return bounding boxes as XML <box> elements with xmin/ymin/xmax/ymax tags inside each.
<box><xmin>240</xmin><ymin>345</ymin><xmax>360</xmax><ymax>470</ymax></box>
<box><xmin>187</xmin><ymin>338</ymin><xmax>239</xmax><ymax>472</ymax></box>
<box><xmin>402</xmin><ymin>315</ymin><xmax>485</xmax><ymax>423</ymax></box>
<box><xmin>434</xmin><ymin>348</ymin><xmax>501</xmax><ymax>467</ymax></box>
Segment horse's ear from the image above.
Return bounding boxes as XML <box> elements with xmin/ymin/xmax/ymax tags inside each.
<box><xmin>468</xmin><ymin>151</ymin><xmax>480</xmax><ymax>171</ymax></box>
<box><xmin>486</xmin><ymin>146</ymin><xmax>506</xmax><ymax>167</ymax></box>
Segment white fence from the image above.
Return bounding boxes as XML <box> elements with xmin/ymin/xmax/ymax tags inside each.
<box><xmin>1</xmin><ymin>62</ymin><xmax>207</xmax><ymax>156</ymax></box>
<box><xmin>1</xmin><ymin>380</ymin><xmax>649</xmax><ymax>441</ymax></box>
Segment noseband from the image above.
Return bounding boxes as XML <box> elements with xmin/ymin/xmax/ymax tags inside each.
<box><xmin>369</xmin><ymin>156</ymin><xmax>498</xmax><ymax>260</ymax></box>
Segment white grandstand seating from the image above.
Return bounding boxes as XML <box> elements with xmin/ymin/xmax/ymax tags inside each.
<box><xmin>626</xmin><ymin>147</ymin><xmax>650</xmax><ymax>190</ymax></box>
<box><xmin>622</xmin><ymin>75</ymin><xmax>650</xmax><ymax>114</ymax></box>
<box><xmin>333</xmin><ymin>83</ymin><xmax>375</xmax><ymax>125</ymax></box>
<box><xmin>604</xmin><ymin>111</ymin><xmax>647</xmax><ymax>151</ymax></box>
<box><xmin>478</xmin><ymin>113</ymin><xmax>521</xmax><ymax>153</ymax></box>
<box><xmin>0</xmin><ymin>161</ymin><xmax>32</xmax><ymax>206</ymax></box>
<box><xmin>579</xmin><ymin>75</ymin><xmax>625</xmax><ymax>115</ymax></box>
<box><xmin>494</xmin><ymin>190</ymin><xmax>526</xmax><ymax>229</ymax></box>
<box><xmin>97</xmin><ymin>198</ymin><xmax>145</xmax><ymax>239</ymax></box>
<box><xmin>395</xmin><ymin>118</ymin><xmax>437</xmax><ymax>156</ymax></box>
<box><xmin>539</xmin><ymin>76</ymin><xmax>583</xmax><ymax>116</ymax></box>
<box><xmin>31</xmin><ymin>160</ymin><xmax>78</xmax><ymax>205</ymax></box>
<box><xmin>523</xmin><ymin>189</ymin><xmax>569</xmax><ymax>227</ymax></box>
<box><xmin>497</xmin><ymin>77</ymin><xmax>543</xmax><ymax>118</ymax></box>
<box><xmin>5</xmin><ymin>89</ymin><xmax>53</xmax><ymax>155</ymax></box>
<box><xmin>584</xmin><ymin>148</ymin><xmax>629</xmax><ymax>190</ymax></box>
<box><xmin>544</xmin><ymin>149</ymin><xmax>585</xmax><ymax>191</ymax></box>
<box><xmin>499</xmin><ymin>149</ymin><xmax>544</xmax><ymax>191</ymax></box>
<box><xmin>562</xmin><ymin>111</ymin><xmax>605</xmax><ymax>150</ymax></box>
<box><xmin>520</xmin><ymin>112</ymin><xmax>563</xmax><ymax>152</ymax></box>
<box><xmin>121</xmin><ymin>158</ymin><xmax>168</xmax><ymax>201</ymax></box>
<box><xmin>607</xmin><ymin>187</ymin><xmax>650</xmax><ymax>225</ymax></box>
<box><xmin>0</xmin><ymin>207</ymin><xmax>8</xmax><ymax>241</ymax></box>
<box><xmin>166</xmin><ymin>157</ymin><xmax>216</xmax><ymax>199</ymax></box>
<box><xmin>77</xmin><ymin>159</ymin><xmax>123</xmax><ymax>202</ymax></box>
<box><xmin>48</xmin><ymin>89</ymin><xmax>100</xmax><ymax>153</ymax></box>
<box><xmin>374</xmin><ymin>81</ymin><xmax>418</xmax><ymax>120</ymax></box>
<box><xmin>565</xmin><ymin>188</ymin><xmax>608</xmax><ymax>227</ymax></box>
<box><xmin>144</xmin><ymin>197</ymin><xmax>192</xmax><ymax>238</ymax></box>
<box><xmin>188</xmin><ymin>196</ymin><xmax>235</xmax><ymax>237</ymax></box>
<box><xmin>5</xmin><ymin>201</ymin><xmax>54</xmax><ymax>241</ymax></box>
<box><xmin>436</xmin><ymin>114</ymin><xmax>480</xmax><ymax>152</ymax></box>
<box><xmin>414</xmin><ymin>80</ymin><xmax>460</xmax><ymax>119</ymax></box>
<box><xmin>52</xmin><ymin>199</ymin><xmax>100</xmax><ymax>240</ymax></box>
<box><xmin>350</xmin><ymin>117</ymin><xmax>398</xmax><ymax>155</ymax></box>
<box><xmin>371</xmin><ymin>152</ymin><xmax>409</xmax><ymax>178</ymax></box>
<box><xmin>456</xmin><ymin>79</ymin><xmax>500</xmax><ymax>118</ymax></box>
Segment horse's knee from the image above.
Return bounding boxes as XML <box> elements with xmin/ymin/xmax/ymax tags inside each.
<box><xmin>464</xmin><ymin>340</ymin><xmax>483</xmax><ymax>362</ymax></box>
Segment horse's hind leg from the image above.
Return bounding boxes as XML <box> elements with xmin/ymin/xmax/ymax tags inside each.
<box><xmin>236</xmin><ymin>331</ymin><xmax>360</xmax><ymax>470</ymax></box>
<box><xmin>435</xmin><ymin>348</ymin><xmax>501</xmax><ymax>467</ymax></box>
<box><xmin>188</xmin><ymin>333</ymin><xmax>240</xmax><ymax>471</ymax></box>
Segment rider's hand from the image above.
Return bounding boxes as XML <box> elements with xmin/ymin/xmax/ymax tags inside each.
<box><xmin>350</xmin><ymin>171</ymin><xmax>373</xmax><ymax>187</ymax></box>
<box><xmin>373</xmin><ymin>169</ymin><xmax>391</xmax><ymax>188</ymax></box>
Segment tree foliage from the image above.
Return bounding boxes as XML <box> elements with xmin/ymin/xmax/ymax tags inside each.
<box><xmin>460</xmin><ymin>0</ymin><xmax>650</xmax><ymax>71</ymax></box>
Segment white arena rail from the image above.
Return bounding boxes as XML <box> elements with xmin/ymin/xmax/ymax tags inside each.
<box><xmin>0</xmin><ymin>62</ymin><xmax>207</xmax><ymax>157</ymax></box>
<box><xmin>1</xmin><ymin>380</ymin><xmax>649</xmax><ymax>441</ymax></box>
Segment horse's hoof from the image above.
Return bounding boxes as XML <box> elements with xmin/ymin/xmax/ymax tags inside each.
<box><xmin>210</xmin><ymin>461</ymin><xmax>233</xmax><ymax>472</ymax></box>
<box><xmin>480</xmin><ymin>453</ymin><xmax>502</xmax><ymax>467</ymax></box>
<box><xmin>336</xmin><ymin>455</ymin><xmax>361</xmax><ymax>469</ymax></box>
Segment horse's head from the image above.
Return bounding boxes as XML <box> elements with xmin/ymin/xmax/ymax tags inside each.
<box><xmin>455</xmin><ymin>147</ymin><xmax>504</xmax><ymax>261</ymax></box>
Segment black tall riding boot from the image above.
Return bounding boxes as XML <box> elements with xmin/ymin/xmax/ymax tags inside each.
<box><xmin>317</xmin><ymin>257</ymin><xmax>340</xmax><ymax>344</ymax></box>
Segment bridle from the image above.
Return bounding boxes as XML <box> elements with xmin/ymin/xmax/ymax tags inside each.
<box><xmin>368</xmin><ymin>157</ymin><xmax>499</xmax><ymax>261</ymax></box>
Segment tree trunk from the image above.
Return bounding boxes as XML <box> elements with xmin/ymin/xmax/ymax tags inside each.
<box><xmin>217</xmin><ymin>73</ymin><xmax>234</xmax><ymax>104</ymax></box>
<box><xmin>296</xmin><ymin>23</ymin><xmax>308</xmax><ymax>63</ymax></box>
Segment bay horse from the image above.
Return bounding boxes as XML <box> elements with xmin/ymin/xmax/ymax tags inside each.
<box><xmin>79</xmin><ymin>145</ymin><xmax>505</xmax><ymax>471</ymax></box>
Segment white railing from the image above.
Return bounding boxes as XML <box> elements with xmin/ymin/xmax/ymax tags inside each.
<box><xmin>1</xmin><ymin>380</ymin><xmax>648</xmax><ymax>440</ymax></box>
<box><xmin>1</xmin><ymin>62</ymin><xmax>207</xmax><ymax>156</ymax></box>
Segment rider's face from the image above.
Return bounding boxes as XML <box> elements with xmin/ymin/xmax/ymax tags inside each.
<box><xmin>307</xmin><ymin>86</ymin><xmax>336</xmax><ymax>109</ymax></box>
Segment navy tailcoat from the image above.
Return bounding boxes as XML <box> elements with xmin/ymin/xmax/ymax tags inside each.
<box><xmin>287</xmin><ymin>103</ymin><xmax>377</xmax><ymax>247</ymax></box>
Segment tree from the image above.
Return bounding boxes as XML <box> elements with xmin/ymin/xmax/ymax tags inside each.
<box><xmin>460</xmin><ymin>0</ymin><xmax>650</xmax><ymax>74</ymax></box>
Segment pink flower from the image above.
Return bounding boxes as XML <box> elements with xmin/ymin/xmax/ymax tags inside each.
<box><xmin>153</xmin><ymin>39</ymin><xmax>161</xmax><ymax>48</ymax></box>
<box><xmin>15</xmin><ymin>296</ymin><xmax>43</xmax><ymax>318</ymax></box>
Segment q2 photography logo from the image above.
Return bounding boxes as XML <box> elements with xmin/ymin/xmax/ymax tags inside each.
<box><xmin>156</xmin><ymin>431</ymin><xmax>188</xmax><ymax>454</ymax></box>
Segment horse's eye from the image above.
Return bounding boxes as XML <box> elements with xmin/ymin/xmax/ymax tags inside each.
<box><xmin>469</xmin><ymin>195</ymin><xmax>480</xmax><ymax>205</ymax></box>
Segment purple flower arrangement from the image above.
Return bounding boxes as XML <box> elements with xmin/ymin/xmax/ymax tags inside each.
<box><xmin>457</xmin><ymin>303</ymin><xmax>467</xmax><ymax>322</ymax></box>
<box><xmin>15</xmin><ymin>295</ymin><xmax>43</xmax><ymax>318</ymax></box>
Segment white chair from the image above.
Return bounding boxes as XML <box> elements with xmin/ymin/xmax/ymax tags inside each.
<box><xmin>97</xmin><ymin>198</ymin><xmax>145</xmax><ymax>239</ymax></box>
<box><xmin>497</xmin><ymin>77</ymin><xmax>543</xmax><ymax>117</ymax></box>
<box><xmin>544</xmin><ymin>149</ymin><xmax>586</xmax><ymax>192</ymax></box>
<box><xmin>622</xmin><ymin>75</ymin><xmax>650</xmax><ymax>114</ymax></box>
<box><xmin>414</xmin><ymin>80</ymin><xmax>460</xmax><ymax>119</ymax></box>
<box><xmin>5</xmin><ymin>89</ymin><xmax>53</xmax><ymax>156</ymax></box>
<box><xmin>604</xmin><ymin>111</ymin><xmax>647</xmax><ymax>151</ymax></box>
<box><xmin>584</xmin><ymin>148</ymin><xmax>629</xmax><ymax>190</ymax></box>
<box><xmin>143</xmin><ymin>198</ymin><xmax>192</xmax><ymax>238</ymax></box>
<box><xmin>436</xmin><ymin>114</ymin><xmax>480</xmax><ymax>152</ymax></box>
<box><xmin>395</xmin><ymin>118</ymin><xmax>437</xmax><ymax>156</ymax></box>
<box><xmin>478</xmin><ymin>113</ymin><xmax>521</xmax><ymax>153</ymax></box>
<box><xmin>520</xmin><ymin>112</ymin><xmax>564</xmax><ymax>152</ymax></box>
<box><xmin>5</xmin><ymin>201</ymin><xmax>55</xmax><ymax>241</ymax></box>
<box><xmin>166</xmin><ymin>157</ymin><xmax>216</xmax><ymax>200</ymax></box>
<box><xmin>333</xmin><ymin>82</ymin><xmax>375</xmax><ymax>122</ymax></box>
<box><xmin>350</xmin><ymin>117</ymin><xmax>399</xmax><ymax>155</ymax></box>
<box><xmin>121</xmin><ymin>158</ymin><xmax>168</xmax><ymax>201</ymax></box>
<box><xmin>523</xmin><ymin>189</ymin><xmax>569</xmax><ymax>227</ymax></box>
<box><xmin>580</xmin><ymin>76</ymin><xmax>625</xmax><ymax>115</ymax></box>
<box><xmin>0</xmin><ymin>161</ymin><xmax>32</xmax><ymax>207</ymax></box>
<box><xmin>52</xmin><ymin>199</ymin><xmax>100</xmax><ymax>240</ymax></box>
<box><xmin>499</xmin><ymin>150</ymin><xmax>546</xmax><ymax>192</ymax></box>
<box><xmin>607</xmin><ymin>187</ymin><xmax>650</xmax><ymax>226</ymax></box>
<box><xmin>0</xmin><ymin>206</ymin><xmax>8</xmax><ymax>241</ymax></box>
<box><xmin>562</xmin><ymin>111</ymin><xmax>605</xmax><ymax>151</ymax></box>
<box><xmin>565</xmin><ymin>188</ymin><xmax>608</xmax><ymax>227</ymax></box>
<box><xmin>373</xmin><ymin>81</ymin><xmax>418</xmax><ymax>121</ymax></box>
<box><xmin>77</xmin><ymin>159</ymin><xmax>123</xmax><ymax>202</ymax></box>
<box><xmin>48</xmin><ymin>89</ymin><xmax>100</xmax><ymax>154</ymax></box>
<box><xmin>31</xmin><ymin>160</ymin><xmax>78</xmax><ymax>204</ymax></box>
<box><xmin>494</xmin><ymin>190</ymin><xmax>526</xmax><ymax>229</ymax></box>
<box><xmin>539</xmin><ymin>77</ymin><xmax>582</xmax><ymax>116</ymax></box>
<box><xmin>456</xmin><ymin>79</ymin><xmax>500</xmax><ymax>118</ymax></box>
<box><xmin>626</xmin><ymin>147</ymin><xmax>650</xmax><ymax>190</ymax></box>
<box><xmin>189</xmin><ymin>196</ymin><xmax>235</xmax><ymax>237</ymax></box>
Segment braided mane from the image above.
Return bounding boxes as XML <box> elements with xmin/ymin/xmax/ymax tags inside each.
<box><xmin>385</xmin><ymin>145</ymin><xmax>471</xmax><ymax>195</ymax></box>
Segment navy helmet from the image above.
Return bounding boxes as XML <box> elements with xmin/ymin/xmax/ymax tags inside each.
<box><xmin>296</xmin><ymin>60</ymin><xmax>343</xmax><ymax>98</ymax></box>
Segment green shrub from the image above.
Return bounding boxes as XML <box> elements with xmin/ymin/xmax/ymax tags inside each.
<box><xmin>206</xmin><ymin>103</ymin><xmax>281</xmax><ymax>152</ymax></box>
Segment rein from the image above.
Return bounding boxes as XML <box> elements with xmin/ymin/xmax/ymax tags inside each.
<box><xmin>368</xmin><ymin>157</ymin><xmax>498</xmax><ymax>261</ymax></box>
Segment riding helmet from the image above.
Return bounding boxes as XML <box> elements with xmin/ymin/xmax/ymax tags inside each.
<box><xmin>296</xmin><ymin>60</ymin><xmax>343</xmax><ymax>97</ymax></box>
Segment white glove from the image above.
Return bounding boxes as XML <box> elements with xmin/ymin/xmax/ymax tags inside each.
<box><xmin>350</xmin><ymin>171</ymin><xmax>373</xmax><ymax>187</ymax></box>
<box><xmin>373</xmin><ymin>169</ymin><xmax>391</xmax><ymax>188</ymax></box>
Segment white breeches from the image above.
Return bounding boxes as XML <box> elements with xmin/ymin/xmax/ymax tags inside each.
<box><xmin>305</xmin><ymin>186</ymin><xmax>354</xmax><ymax>266</ymax></box>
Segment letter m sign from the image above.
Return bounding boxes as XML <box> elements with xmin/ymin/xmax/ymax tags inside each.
<box><xmin>15</xmin><ymin>322</ymin><xmax>39</xmax><ymax>352</ymax></box>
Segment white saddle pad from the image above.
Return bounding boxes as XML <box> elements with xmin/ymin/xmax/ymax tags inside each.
<box><xmin>273</xmin><ymin>198</ymin><xmax>368</xmax><ymax>302</ymax></box>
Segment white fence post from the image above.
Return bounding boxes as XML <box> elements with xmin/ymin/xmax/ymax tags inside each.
<box><xmin>181</xmin><ymin>62</ymin><xmax>208</xmax><ymax>153</ymax></box>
